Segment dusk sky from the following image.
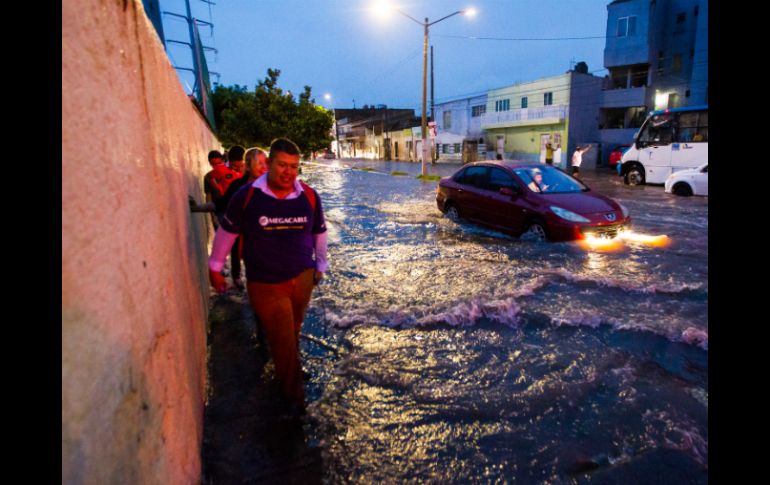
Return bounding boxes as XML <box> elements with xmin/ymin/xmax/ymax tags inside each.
<box><xmin>160</xmin><ymin>0</ymin><xmax>610</xmax><ymax>112</ymax></box>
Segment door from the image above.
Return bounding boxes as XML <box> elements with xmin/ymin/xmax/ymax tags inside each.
<box><xmin>672</xmin><ymin>110</ymin><xmax>708</xmax><ymax>172</ymax></box>
<box><xmin>694</xmin><ymin>165</ymin><xmax>708</xmax><ymax>195</ymax></box>
<box><xmin>539</xmin><ymin>134</ymin><xmax>550</xmax><ymax>164</ymax></box>
<box><xmin>496</xmin><ymin>135</ymin><xmax>505</xmax><ymax>158</ymax></box>
<box><xmin>485</xmin><ymin>167</ymin><xmax>526</xmax><ymax>234</ymax></box>
<box><xmin>637</xmin><ymin>112</ymin><xmax>674</xmax><ymax>183</ymax></box>
<box><xmin>462</xmin><ymin>140</ymin><xmax>479</xmax><ymax>163</ymax></box>
<box><xmin>454</xmin><ymin>165</ymin><xmax>489</xmax><ymax>221</ymax></box>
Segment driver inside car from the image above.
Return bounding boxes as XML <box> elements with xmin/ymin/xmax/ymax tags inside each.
<box><xmin>527</xmin><ymin>168</ymin><xmax>549</xmax><ymax>193</ymax></box>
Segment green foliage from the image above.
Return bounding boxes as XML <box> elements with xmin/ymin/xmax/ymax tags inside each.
<box><xmin>416</xmin><ymin>175</ymin><xmax>442</xmax><ymax>181</ymax></box>
<box><xmin>390</xmin><ymin>171</ymin><xmax>409</xmax><ymax>176</ymax></box>
<box><xmin>211</xmin><ymin>69</ymin><xmax>334</xmax><ymax>157</ymax></box>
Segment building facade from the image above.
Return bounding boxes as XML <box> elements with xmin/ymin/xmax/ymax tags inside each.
<box><xmin>480</xmin><ymin>70</ymin><xmax>603</xmax><ymax>168</ymax></box>
<box><xmin>334</xmin><ymin>107</ymin><xmax>417</xmax><ymax>159</ymax></box>
<box><xmin>598</xmin><ymin>0</ymin><xmax>708</xmax><ymax>163</ymax></box>
<box><xmin>433</xmin><ymin>94</ymin><xmax>488</xmax><ymax>163</ymax></box>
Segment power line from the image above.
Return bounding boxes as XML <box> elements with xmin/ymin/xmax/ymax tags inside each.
<box><xmin>434</xmin><ymin>34</ymin><xmax>606</xmax><ymax>41</ymax></box>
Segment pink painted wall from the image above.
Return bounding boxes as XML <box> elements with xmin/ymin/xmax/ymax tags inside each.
<box><xmin>62</xmin><ymin>1</ymin><xmax>218</xmax><ymax>482</ymax></box>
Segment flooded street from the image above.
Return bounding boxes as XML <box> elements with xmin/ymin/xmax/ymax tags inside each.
<box><xmin>294</xmin><ymin>159</ymin><xmax>708</xmax><ymax>483</ymax></box>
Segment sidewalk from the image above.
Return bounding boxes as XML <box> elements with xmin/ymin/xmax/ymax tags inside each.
<box><xmin>201</xmin><ymin>291</ymin><xmax>323</xmax><ymax>484</ymax></box>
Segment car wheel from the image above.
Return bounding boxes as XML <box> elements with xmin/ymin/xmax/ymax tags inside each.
<box><xmin>672</xmin><ymin>182</ymin><xmax>693</xmax><ymax>196</ymax></box>
<box><xmin>445</xmin><ymin>204</ymin><xmax>460</xmax><ymax>221</ymax></box>
<box><xmin>522</xmin><ymin>220</ymin><xmax>548</xmax><ymax>242</ymax></box>
<box><xmin>624</xmin><ymin>164</ymin><xmax>645</xmax><ymax>186</ymax></box>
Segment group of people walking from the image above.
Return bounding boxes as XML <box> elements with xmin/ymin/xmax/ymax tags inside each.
<box><xmin>192</xmin><ymin>138</ymin><xmax>328</xmax><ymax>417</ymax></box>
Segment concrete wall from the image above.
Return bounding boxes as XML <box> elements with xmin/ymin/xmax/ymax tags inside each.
<box><xmin>485</xmin><ymin>122</ymin><xmax>567</xmax><ymax>165</ymax></box>
<box><xmin>63</xmin><ymin>1</ymin><xmax>217</xmax><ymax>483</ymax></box>
<box><xmin>566</xmin><ymin>72</ymin><xmax>604</xmax><ymax>167</ymax></box>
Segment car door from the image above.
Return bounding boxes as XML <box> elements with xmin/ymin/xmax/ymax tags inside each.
<box><xmin>453</xmin><ymin>165</ymin><xmax>489</xmax><ymax>221</ymax></box>
<box><xmin>694</xmin><ymin>165</ymin><xmax>708</xmax><ymax>195</ymax></box>
<box><xmin>483</xmin><ymin>167</ymin><xmax>527</xmax><ymax>234</ymax></box>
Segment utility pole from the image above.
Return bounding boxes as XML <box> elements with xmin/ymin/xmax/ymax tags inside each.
<box><xmin>431</xmin><ymin>45</ymin><xmax>436</xmax><ymax>163</ymax></box>
<box><xmin>421</xmin><ymin>17</ymin><xmax>429</xmax><ymax>174</ymax></box>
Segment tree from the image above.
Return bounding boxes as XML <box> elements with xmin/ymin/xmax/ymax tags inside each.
<box><xmin>212</xmin><ymin>69</ymin><xmax>334</xmax><ymax>157</ymax></box>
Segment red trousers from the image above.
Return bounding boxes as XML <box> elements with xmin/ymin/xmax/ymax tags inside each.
<box><xmin>247</xmin><ymin>268</ymin><xmax>315</xmax><ymax>406</ymax></box>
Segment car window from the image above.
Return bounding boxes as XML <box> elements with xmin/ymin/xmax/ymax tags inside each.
<box><xmin>487</xmin><ymin>168</ymin><xmax>518</xmax><ymax>191</ymax></box>
<box><xmin>453</xmin><ymin>168</ymin><xmax>468</xmax><ymax>184</ymax></box>
<box><xmin>513</xmin><ymin>166</ymin><xmax>588</xmax><ymax>193</ymax></box>
<box><xmin>461</xmin><ymin>166</ymin><xmax>489</xmax><ymax>189</ymax></box>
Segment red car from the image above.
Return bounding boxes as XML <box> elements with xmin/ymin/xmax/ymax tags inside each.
<box><xmin>608</xmin><ymin>144</ymin><xmax>631</xmax><ymax>168</ymax></box>
<box><xmin>436</xmin><ymin>161</ymin><xmax>631</xmax><ymax>241</ymax></box>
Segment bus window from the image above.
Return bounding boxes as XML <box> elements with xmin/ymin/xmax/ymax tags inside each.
<box><xmin>638</xmin><ymin>113</ymin><xmax>674</xmax><ymax>147</ymax></box>
<box><xmin>676</xmin><ymin>110</ymin><xmax>708</xmax><ymax>143</ymax></box>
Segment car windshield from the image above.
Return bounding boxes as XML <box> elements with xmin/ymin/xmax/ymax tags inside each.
<box><xmin>514</xmin><ymin>166</ymin><xmax>588</xmax><ymax>194</ymax></box>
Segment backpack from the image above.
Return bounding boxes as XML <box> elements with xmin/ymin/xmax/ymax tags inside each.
<box><xmin>209</xmin><ymin>165</ymin><xmax>239</xmax><ymax>198</ymax></box>
<box><xmin>238</xmin><ymin>181</ymin><xmax>317</xmax><ymax>259</ymax></box>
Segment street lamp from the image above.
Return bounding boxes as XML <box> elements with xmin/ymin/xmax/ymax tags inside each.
<box><xmin>374</xmin><ymin>3</ymin><xmax>477</xmax><ymax>175</ymax></box>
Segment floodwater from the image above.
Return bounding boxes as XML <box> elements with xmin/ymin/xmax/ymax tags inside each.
<box><xmin>296</xmin><ymin>159</ymin><xmax>708</xmax><ymax>483</ymax></box>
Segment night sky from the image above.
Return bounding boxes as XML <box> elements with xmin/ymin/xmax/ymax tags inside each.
<box><xmin>159</xmin><ymin>0</ymin><xmax>610</xmax><ymax>112</ymax></box>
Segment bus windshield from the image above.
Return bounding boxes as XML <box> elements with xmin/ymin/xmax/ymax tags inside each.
<box><xmin>637</xmin><ymin>112</ymin><xmax>674</xmax><ymax>147</ymax></box>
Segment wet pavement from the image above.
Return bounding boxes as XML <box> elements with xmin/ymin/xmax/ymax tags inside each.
<box><xmin>202</xmin><ymin>295</ymin><xmax>324</xmax><ymax>484</ymax></box>
<box><xmin>202</xmin><ymin>160</ymin><xmax>707</xmax><ymax>484</ymax></box>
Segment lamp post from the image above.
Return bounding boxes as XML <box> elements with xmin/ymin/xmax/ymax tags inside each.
<box><xmin>324</xmin><ymin>93</ymin><xmax>342</xmax><ymax>160</ymax></box>
<box><xmin>378</xmin><ymin>4</ymin><xmax>476</xmax><ymax>175</ymax></box>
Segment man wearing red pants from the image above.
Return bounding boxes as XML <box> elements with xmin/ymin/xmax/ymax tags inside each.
<box><xmin>208</xmin><ymin>138</ymin><xmax>328</xmax><ymax>416</ymax></box>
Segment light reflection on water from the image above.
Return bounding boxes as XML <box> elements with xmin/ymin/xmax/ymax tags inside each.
<box><xmin>298</xmin><ymin>160</ymin><xmax>708</xmax><ymax>483</ymax></box>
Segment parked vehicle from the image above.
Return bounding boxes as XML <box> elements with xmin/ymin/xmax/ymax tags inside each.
<box><xmin>621</xmin><ymin>105</ymin><xmax>708</xmax><ymax>185</ymax></box>
<box><xmin>436</xmin><ymin>161</ymin><xmax>631</xmax><ymax>241</ymax></box>
<box><xmin>608</xmin><ymin>144</ymin><xmax>631</xmax><ymax>169</ymax></box>
<box><xmin>664</xmin><ymin>163</ymin><xmax>708</xmax><ymax>196</ymax></box>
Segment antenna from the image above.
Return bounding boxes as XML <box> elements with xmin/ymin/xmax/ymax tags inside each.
<box><xmin>162</xmin><ymin>0</ymin><xmax>217</xmax><ymax>96</ymax></box>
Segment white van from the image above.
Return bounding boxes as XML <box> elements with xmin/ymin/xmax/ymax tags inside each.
<box><xmin>620</xmin><ymin>105</ymin><xmax>708</xmax><ymax>185</ymax></box>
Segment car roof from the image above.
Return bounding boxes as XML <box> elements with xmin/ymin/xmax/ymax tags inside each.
<box><xmin>463</xmin><ymin>160</ymin><xmax>548</xmax><ymax>171</ymax></box>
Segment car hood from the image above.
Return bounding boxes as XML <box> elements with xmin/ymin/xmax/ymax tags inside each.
<box><xmin>537</xmin><ymin>192</ymin><xmax>619</xmax><ymax>214</ymax></box>
<box><xmin>670</xmin><ymin>168</ymin><xmax>701</xmax><ymax>177</ymax></box>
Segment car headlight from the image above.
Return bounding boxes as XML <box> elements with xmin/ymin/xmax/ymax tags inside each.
<box><xmin>618</xmin><ymin>203</ymin><xmax>629</xmax><ymax>218</ymax></box>
<box><xmin>550</xmin><ymin>206</ymin><xmax>590</xmax><ymax>223</ymax></box>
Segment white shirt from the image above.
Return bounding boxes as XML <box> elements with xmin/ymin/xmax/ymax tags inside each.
<box><xmin>572</xmin><ymin>149</ymin><xmax>583</xmax><ymax>167</ymax></box>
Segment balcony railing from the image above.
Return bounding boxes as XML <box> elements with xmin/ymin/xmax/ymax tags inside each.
<box><xmin>481</xmin><ymin>105</ymin><xmax>567</xmax><ymax>128</ymax></box>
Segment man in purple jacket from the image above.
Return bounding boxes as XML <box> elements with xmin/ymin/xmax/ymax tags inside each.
<box><xmin>208</xmin><ymin>138</ymin><xmax>328</xmax><ymax>416</ymax></box>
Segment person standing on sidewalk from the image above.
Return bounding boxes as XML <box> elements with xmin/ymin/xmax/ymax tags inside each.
<box><xmin>571</xmin><ymin>145</ymin><xmax>591</xmax><ymax>178</ymax></box>
<box><xmin>545</xmin><ymin>140</ymin><xmax>554</xmax><ymax>166</ymax></box>
<box><xmin>208</xmin><ymin>138</ymin><xmax>328</xmax><ymax>416</ymax></box>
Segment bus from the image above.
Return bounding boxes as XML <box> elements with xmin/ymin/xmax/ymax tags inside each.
<box><xmin>620</xmin><ymin>105</ymin><xmax>708</xmax><ymax>185</ymax></box>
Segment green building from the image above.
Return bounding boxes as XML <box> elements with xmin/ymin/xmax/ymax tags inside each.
<box><xmin>481</xmin><ymin>69</ymin><xmax>603</xmax><ymax>168</ymax></box>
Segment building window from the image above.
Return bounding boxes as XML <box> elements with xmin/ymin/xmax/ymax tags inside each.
<box><xmin>471</xmin><ymin>105</ymin><xmax>486</xmax><ymax>117</ymax></box>
<box><xmin>617</xmin><ymin>16</ymin><xmax>637</xmax><ymax>37</ymax></box>
<box><xmin>443</xmin><ymin>111</ymin><xmax>452</xmax><ymax>129</ymax></box>
<box><xmin>672</xmin><ymin>54</ymin><xmax>682</xmax><ymax>73</ymax></box>
<box><xmin>442</xmin><ymin>144</ymin><xmax>449</xmax><ymax>154</ymax></box>
<box><xmin>544</xmin><ymin>92</ymin><xmax>553</xmax><ymax>106</ymax></box>
<box><xmin>675</xmin><ymin>12</ymin><xmax>686</xmax><ymax>33</ymax></box>
<box><xmin>453</xmin><ymin>143</ymin><xmax>461</xmax><ymax>154</ymax></box>
<box><xmin>495</xmin><ymin>99</ymin><xmax>510</xmax><ymax>112</ymax></box>
<box><xmin>521</xmin><ymin>97</ymin><xmax>528</xmax><ymax>108</ymax></box>
<box><xmin>657</xmin><ymin>51</ymin><xmax>665</xmax><ymax>75</ymax></box>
